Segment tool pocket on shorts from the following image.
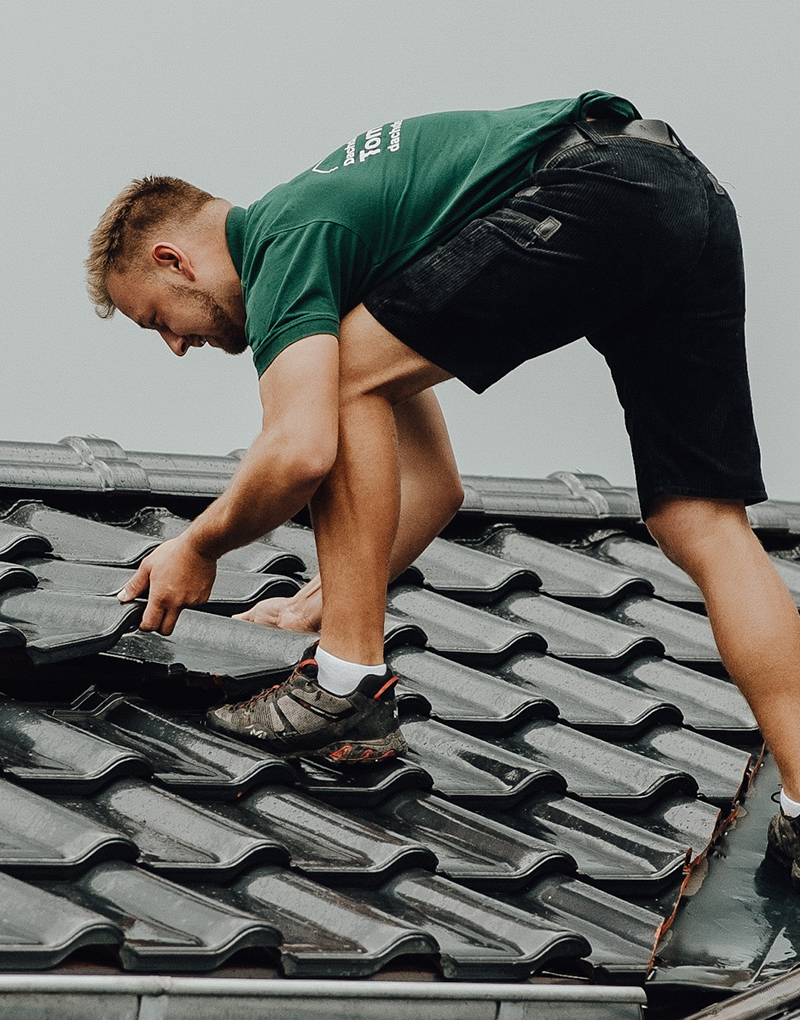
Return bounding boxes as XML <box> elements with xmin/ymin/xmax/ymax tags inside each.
<box><xmin>482</xmin><ymin>206</ymin><xmax>563</xmax><ymax>251</ymax></box>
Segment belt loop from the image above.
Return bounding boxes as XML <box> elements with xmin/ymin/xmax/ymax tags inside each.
<box><xmin>574</xmin><ymin>121</ymin><xmax>609</xmax><ymax>147</ymax></box>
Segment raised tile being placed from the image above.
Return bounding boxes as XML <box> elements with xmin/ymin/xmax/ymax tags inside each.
<box><xmin>213</xmin><ymin>784</ymin><xmax>436</xmax><ymax>886</ymax></box>
<box><xmin>491</xmin><ymin>590</ymin><xmax>663</xmax><ymax>668</ymax></box>
<box><xmin>0</xmin><ymin>776</ymin><xmax>137</xmax><ymax>877</ymax></box>
<box><xmin>497</xmin><ymin>719</ymin><xmax>697</xmax><ymax>810</ymax></box>
<box><xmin>0</xmin><ymin>869</ymin><xmax>122</xmax><ymax>970</ymax></box>
<box><xmin>54</xmin><ymin>694</ymin><xmax>295</xmax><ymax>799</ymax></box>
<box><xmin>472</xmin><ymin>525</ymin><xmax>651</xmax><ymax>606</ymax></box>
<box><xmin>600</xmin><ymin>596</ymin><xmax>721</xmax><ymax>669</ymax></box>
<box><xmin>599</xmin><ymin>656</ymin><xmax>757</xmax><ymax>742</ymax></box>
<box><xmin>103</xmin><ymin>607</ymin><xmax>312</xmax><ymax>688</ymax></box>
<box><xmin>0</xmin><ymin>589</ymin><xmax>142</xmax><ymax>664</ymax></box>
<box><xmin>0</xmin><ymin>521</ymin><xmax>52</xmax><ymax>560</ymax></box>
<box><xmin>3</xmin><ymin>502</ymin><xmax>159</xmax><ymax>566</ymax></box>
<box><xmin>386</xmin><ymin>584</ymin><xmax>546</xmax><ymax>665</ymax></box>
<box><xmin>399</xmin><ymin>715</ymin><xmax>566</xmax><ymax>808</ymax></box>
<box><xmin>20</xmin><ymin>555</ymin><xmax>300</xmax><ymax>615</ymax></box>
<box><xmin>587</xmin><ymin>535</ymin><xmax>703</xmax><ymax>607</ymax></box>
<box><xmin>359</xmin><ymin>790</ymin><xmax>577</xmax><ymax>891</ymax></box>
<box><xmin>127</xmin><ymin>508</ymin><xmax>305</xmax><ymax>575</ymax></box>
<box><xmin>55</xmin><ymin>778</ymin><xmax>289</xmax><ymax>881</ymax></box>
<box><xmin>355</xmin><ymin>868</ymin><xmax>591</xmax><ymax>980</ymax></box>
<box><xmin>410</xmin><ymin>536</ymin><xmax>540</xmax><ymax>605</ymax></box>
<box><xmin>502</xmin><ymin>791</ymin><xmax>689</xmax><ymax>893</ymax></box>
<box><xmin>387</xmin><ymin>647</ymin><xmax>558</xmax><ymax>734</ymax></box>
<box><xmin>216</xmin><ymin>865</ymin><xmax>438</xmax><ymax>978</ymax></box>
<box><xmin>0</xmin><ymin>698</ymin><xmax>151</xmax><ymax>793</ymax></box>
<box><xmin>496</xmin><ymin>652</ymin><xmax>682</xmax><ymax>738</ymax></box>
<box><xmin>41</xmin><ymin>861</ymin><xmax>281</xmax><ymax>971</ymax></box>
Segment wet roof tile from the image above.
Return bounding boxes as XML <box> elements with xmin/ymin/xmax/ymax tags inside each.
<box><xmin>0</xmin><ymin>521</ymin><xmax>52</xmax><ymax>559</ymax></box>
<box><xmin>0</xmin><ymin>589</ymin><xmax>142</xmax><ymax>664</ymax></box>
<box><xmin>601</xmin><ymin>596</ymin><xmax>721</xmax><ymax>668</ymax></box>
<box><xmin>0</xmin><ymin>776</ymin><xmax>137</xmax><ymax>877</ymax></box>
<box><xmin>355</xmin><ymin>868</ymin><xmax>591</xmax><ymax>980</ymax></box>
<box><xmin>0</xmin><ymin>869</ymin><xmax>122</xmax><ymax>969</ymax></box>
<box><xmin>587</xmin><ymin>535</ymin><xmax>704</xmax><ymax>607</ymax></box>
<box><xmin>472</xmin><ymin>524</ymin><xmax>651</xmax><ymax>606</ymax></box>
<box><xmin>410</xmin><ymin>536</ymin><xmax>541</xmax><ymax>604</ymax></box>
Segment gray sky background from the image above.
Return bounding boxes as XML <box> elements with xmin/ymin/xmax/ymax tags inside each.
<box><xmin>3</xmin><ymin>1</ymin><xmax>799</xmax><ymax>497</ymax></box>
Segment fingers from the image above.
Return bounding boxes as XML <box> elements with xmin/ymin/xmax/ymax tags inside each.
<box><xmin>117</xmin><ymin>562</ymin><xmax>151</xmax><ymax>602</ymax></box>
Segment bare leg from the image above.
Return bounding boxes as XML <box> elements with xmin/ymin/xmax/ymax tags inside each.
<box><xmin>647</xmin><ymin>496</ymin><xmax>800</xmax><ymax>798</ymax></box>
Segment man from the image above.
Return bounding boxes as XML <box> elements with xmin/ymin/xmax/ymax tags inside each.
<box><xmin>88</xmin><ymin>91</ymin><xmax>800</xmax><ymax>883</ymax></box>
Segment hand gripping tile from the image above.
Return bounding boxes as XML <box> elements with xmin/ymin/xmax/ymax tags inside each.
<box><xmin>53</xmin><ymin>695</ymin><xmax>295</xmax><ymax>798</ymax></box>
<box><xmin>0</xmin><ymin>698</ymin><xmax>150</xmax><ymax>793</ymax></box>
<box><xmin>40</xmin><ymin>861</ymin><xmax>281</xmax><ymax>971</ymax></box>
<box><xmin>354</xmin><ymin>869</ymin><xmax>591</xmax><ymax>980</ymax></box>
<box><xmin>0</xmin><ymin>869</ymin><xmax>122</xmax><ymax>969</ymax></box>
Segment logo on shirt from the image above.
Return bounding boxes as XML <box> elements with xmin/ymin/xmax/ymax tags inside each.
<box><xmin>312</xmin><ymin>120</ymin><xmax>403</xmax><ymax>174</ymax></box>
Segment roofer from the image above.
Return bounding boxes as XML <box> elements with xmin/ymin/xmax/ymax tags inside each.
<box><xmin>88</xmin><ymin>90</ymin><xmax>800</xmax><ymax>884</ymax></box>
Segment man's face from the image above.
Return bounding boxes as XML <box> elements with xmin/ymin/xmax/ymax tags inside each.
<box><xmin>108</xmin><ymin>269</ymin><xmax>248</xmax><ymax>357</ymax></box>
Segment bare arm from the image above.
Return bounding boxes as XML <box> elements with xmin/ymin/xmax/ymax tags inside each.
<box><xmin>119</xmin><ymin>335</ymin><xmax>339</xmax><ymax>634</ymax></box>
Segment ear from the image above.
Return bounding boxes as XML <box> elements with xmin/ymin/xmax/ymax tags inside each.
<box><xmin>150</xmin><ymin>242</ymin><xmax>197</xmax><ymax>282</ymax></box>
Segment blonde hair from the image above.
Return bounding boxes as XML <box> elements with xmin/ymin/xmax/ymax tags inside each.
<box><xmin>86</xmin><ymin>176</ymin><xmax>214</xmax><ymax>318</ymax></box>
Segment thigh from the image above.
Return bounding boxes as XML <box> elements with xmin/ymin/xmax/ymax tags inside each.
<box><xmin>588</xmin><ymin>171</ymin><xmax>767</xmax><ymax>517</ymax></box>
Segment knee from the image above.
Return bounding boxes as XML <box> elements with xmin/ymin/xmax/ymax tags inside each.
<box><xmin>645</xmin><ymin>495</ymin><xmax>752</xmax><ymax>574</ymax></box>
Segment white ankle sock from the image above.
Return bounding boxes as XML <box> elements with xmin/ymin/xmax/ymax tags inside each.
<box><xmin>780</xmin><ymin>789</ymin><xmax>800</xmax><ymax>817</ymax></box>
<box><xmin>314</xmin><ymin>645</ymin><xmax>387</xmax><ymax>695</ymax></box>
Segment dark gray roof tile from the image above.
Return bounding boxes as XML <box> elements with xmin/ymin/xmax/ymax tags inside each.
<box><xmin>0</xmin><ymin>521</ymin><xmax>52</xmax><ymax>559</ymax></box>
<box><xmin>356</xmin><ymin>869</ymin><xmax>591</xmax><ymax>979</ymax></box>
<box><xmin>601</xmin><ymin>596</ymin><xmax>721</xmax><ymax>668</ymax></box>
<box><xmin>126</xmin><ymin>449</ymin><xmax>237</xmax><ymax>497</ymax></box>
<box><xmin>388</xmin><ymin>647</ymin><xmax>558</xmax><ymax>734</ymax></box>
<box><xmin>503</xmin><ymin>792</ymin><xmax>689</xmax><ymax>892</ymax></box>
<box><xmin>400</xmin><ymin>716</ymin><xmax>566</xmax><ymax>808</ymax></box>
<box><xmin>386</xmin><ymin>584</ymin><xmax>546</xmax><ymax>665</ymax></box>
<box><xmin>498</xmin><ymin>719</ymin><xmax>697</xmax><ymax>809</ymax></box>
<box><xmin>511</xmin><ymin>874</ymin><xmax>663</xmax><ymax>976</ymax></box>
<box><xmin>0</xmin><ymin>869</ymin><xmax>122</xmax><ymax>969</ymax></box>
<box><xmin>3</xmin><ymin>502</ymin><xmax>158</xmax><ymax>566</ymax></box>
<box><xmin>0</xmin><ymin>589</ymin><xmax>142</xmax><ymax>664</ymax></box>
<box><xmin>473</xmin><ymin>524</ymin><xmax>651</xmax><ymax>606</ymax></box>
<box><xmin>0</xmin><ymin>698</ymin><xmax>151</xmax><ymax>793</ymax></box>
<box><xmin>614</xmin><ymin>796</ymin><xmax>722</xmax><ymax>863</ymax></box>
<box><xmin>363</xmin><ymin>790</ymin><xmax>576</xmax><ymax>891</ymax></box>
<box><xmin>296</xmin><ymin>756</ymin><xmax>433</xmax><ymax>808</ymax></box>
<box><xmin>491</xmin><ymin>591</ymin><xmax>663</xmax><ymax>667</ymax></box>
<box><xmin>411</xmin><ymin>536</ymin><xmax>540</xmax><ymax>604</ymax></box>
<box><xmin>53</xmin><ymin>695</ymin><xmax>295</xmax><ymax>798</ymax></box>
<box><xmin>55</xmin><ymin>778</ymin><xmax>289</xmax><ymax>881</ymax></box>
<box><xmin>42</xmin><ymin>861</ymin><xmax>281</xmax><ymax>971</ymax></box>
<box><xmin>601</xmin><ymin>656</ymin><xmax>757</xmax><ymax>741</ymax></box>
<box><xmin>0</xmin><ymin>777</ymin><xmax>137</xmax><ymax>877</ymax></box>
<box><xmin>498</xmin><ymin>652</ymin><xmax>682</xmax><ymax>737</ymax></box>
<box><xmin>0</xmin><ymin>560</ymin><xmax>38</xmax><ymax>592</ymax></box>
<box><xmin>622</xmin><ymin>726</ymin><xmax>753</xmax><ymax>806</ymax></box>
<box><xmin>588</xmin><ymin>535</ymin><xmax>703</xmax><ymax>606</ymax></box>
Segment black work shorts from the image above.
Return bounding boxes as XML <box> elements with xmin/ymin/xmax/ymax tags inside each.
<box><xmin>363</xmin><ymin>122</ymin><xmax>767</xmax><ymax>518</ymax></box>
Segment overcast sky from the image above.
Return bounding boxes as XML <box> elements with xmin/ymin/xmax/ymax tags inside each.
<box><xmin>3</xmin><ymin>1</ymin><xmax>798</xmax><ymax>498</ymax></box>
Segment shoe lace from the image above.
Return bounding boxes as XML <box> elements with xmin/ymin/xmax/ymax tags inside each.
<box><xmin>230</xmin><ymin>658</ymin><xmax>318</xmax><ymax>710</ymax></box>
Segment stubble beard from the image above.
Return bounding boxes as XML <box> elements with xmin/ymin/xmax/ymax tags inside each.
<box><xmin>174</xmin><ymin>284</ymin><xmax>248</xmax><ymax>355</ymax></box>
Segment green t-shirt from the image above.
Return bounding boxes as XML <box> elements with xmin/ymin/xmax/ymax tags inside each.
<box><xmin>225</xmin><ymin>90</ymin><xmax>639</xmax><ymax>376</ymax></box>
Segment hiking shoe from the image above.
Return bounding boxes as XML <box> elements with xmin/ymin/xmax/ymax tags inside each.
<box><xmin>767</xmin><ymin>810</ymin><xmax>800</xmax><ymax>888</ymax></box>
<box><xmin>205</xmin><ymin>650</ymin><xmax>407</xmax><ymax>764</ymax></box>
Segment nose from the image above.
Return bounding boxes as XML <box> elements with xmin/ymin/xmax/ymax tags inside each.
<box><xmin>160</xmin><ymin>330</ymin><xmax>189</xmax><ymax>357</ymax></box>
